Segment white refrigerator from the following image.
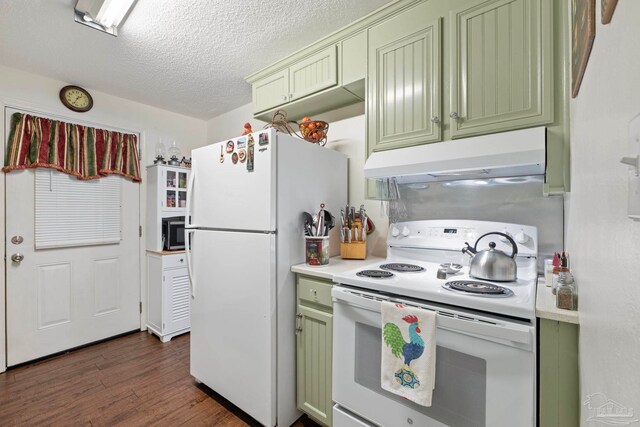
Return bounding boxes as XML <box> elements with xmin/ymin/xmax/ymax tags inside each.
<box><xmin>186</xmin><ymin>129</ymin><xmax>347</xmax><ymax>427</ymax></box>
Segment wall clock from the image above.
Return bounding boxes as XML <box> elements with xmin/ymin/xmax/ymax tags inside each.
<box><xmin>59</xmin><ymin>85</ymin><xmax>93</xmax><ymax>112</ymax></box>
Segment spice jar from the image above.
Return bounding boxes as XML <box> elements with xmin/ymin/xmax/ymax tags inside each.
<box><xmin>556</xmin><ymin>272</ymin><xmax>577</xmax><ymax>310</ymax></box>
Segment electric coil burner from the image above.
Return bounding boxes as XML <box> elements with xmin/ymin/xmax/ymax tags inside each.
<box><xmin>356</xmin><ymin>270</ymin><xmax>394</xmax><ymax>279</ymax></box>
<box><xmin>443</xmin><ymin>280</ymin><xmax>514</xmax><ymax>297</ymax></box>
<box><xmin>380</xmin><ymin>263</ymin><xmax>425</xmax><ymax>273</ymax></box>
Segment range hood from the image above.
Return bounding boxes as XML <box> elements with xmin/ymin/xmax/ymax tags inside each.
<box><xmin>364</xmin><ymin>126</ymin><xmax>546</xmax><ymax>184</ymax></box>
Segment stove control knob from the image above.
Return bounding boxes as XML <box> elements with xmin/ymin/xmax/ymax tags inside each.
<box><xmin>391</xmin><ymin>226</ymin><xmax>400</xmax><ymax>237</ymax></box>
<box><xmin>401</xmin><ymin>226</ymin><xmax>411</xmax><ymax>237</ymax></box>
<box><xmin>499</xmin><ymin>229</ymin><xmax>513</xmax><ymax>243</ymax></box>
<box><xmin>515</xmin><ymin>229</ymin><xmax>530</xmax><ymax>244</ymax></box>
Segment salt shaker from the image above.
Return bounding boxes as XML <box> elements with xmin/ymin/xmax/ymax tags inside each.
<box><xmin>556</xmin><ymin>272</ymin><xmax>577</xmax><ymax>310</ymax></box>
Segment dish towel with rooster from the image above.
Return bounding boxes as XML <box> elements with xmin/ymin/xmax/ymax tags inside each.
<box><xmin>381</xmin><ymin>301</ymin><xmax>436</xmax><ymax>407</ymax></box>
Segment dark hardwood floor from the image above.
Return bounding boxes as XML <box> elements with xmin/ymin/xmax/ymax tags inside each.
<box><xmin>0</xmin><ymin>332</ymin><xmax>318</xmax><ymax>427</ymax></box>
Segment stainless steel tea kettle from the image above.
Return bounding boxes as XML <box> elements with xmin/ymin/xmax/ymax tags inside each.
<box><xmin>462</xmin><ymin>232</ymin><xmax>518</xmax><ymax>282</ymax></box>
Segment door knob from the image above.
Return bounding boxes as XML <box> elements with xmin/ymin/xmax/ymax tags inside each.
<box><xmin>11</xmin><ymin>253</ymin><xmax>24</xmax><ymax>263</ymax></box>
<box><xmin>11</xmin><ymin>236</ymin><xmax>24</xmax><ymax>245</ymax></box>
<box><xmin>450</xmin><ymin>112</ymin><xmax>459</xmax><ymax>120</ymax></box>
<box><xmin>431</xmin><ymin>116</ymin><xmax>440</xmax><ymax>124</ymax></box>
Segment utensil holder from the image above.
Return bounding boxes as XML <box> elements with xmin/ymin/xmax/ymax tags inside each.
<box><xmin>305</xmin><ymin>236</ymin><xmax>330</xmax><ymax>266</ymax></box>
<box><xmin>340</xmin><ymin>241</ymin><xmax>366</xmax><ymax>260</ymax></box>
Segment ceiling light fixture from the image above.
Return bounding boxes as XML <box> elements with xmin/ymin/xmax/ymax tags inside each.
<box><xmin>74</xmin><ymin>0</ymin><xmax>137</xmax><ymax>36</ymax></box>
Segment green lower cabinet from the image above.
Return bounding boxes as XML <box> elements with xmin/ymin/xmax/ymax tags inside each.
<box><xmin>539</xmin><ymin>319</ymin><xmax>580</xmax><ymax>427</ymax></box>
<box><xmin>296</xmin><ymin>276</ymin><xmax>334</xmax><ymax>427</ymax></box>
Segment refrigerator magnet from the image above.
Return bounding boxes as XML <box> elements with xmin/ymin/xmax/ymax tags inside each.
<box><xmin>237</xmin><ymin>137</ymin><xmax>246</xmax><ymax>149</ymax></box>
<box><xmin>226</xmin><ymin>140</ymin><xmax>234</xmax><ymax>153</ymax></box>
<box><xmin>219</xmin><ymin>145</ymin><xmax>224</xmax><ymax>163</ymax></box>
<box><xmin>231</xmin><ymin>152</ymin><xmax>238</xmax><ymax>164</ymax></box>
<box><xmin>247</xmin><ymin>145</ymin><xmax>254</xmax><ymax>172</ymax></box>
<box><xmin>238</xmin><ymin>148</ymin><xmax>246</xmax><ymax>163</ymax></box>
<box><xmin>247</xmin><ymin>134</ymin><xmax>254</xmax><ymax>148</ymax></box>
<box><xmin>259</xmin><ymin>133</ymin><xmax>269</xmax><ymax>146</ymax></box>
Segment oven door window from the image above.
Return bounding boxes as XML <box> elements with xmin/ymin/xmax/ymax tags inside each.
<box><xmin>355</xmin><ymin>322</ymin><xmax>486</xmax><ymax>427</ymax></box>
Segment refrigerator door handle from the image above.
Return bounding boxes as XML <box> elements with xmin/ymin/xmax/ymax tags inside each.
<box><xmin>186</xmin><ymin>229</ymin><xmax>195</xmax><ymax>297</ymax></box>
<box><xmin>185</xmin><ymin>168</ymin><xmax>195</xmax><ymax>228</ymax></box>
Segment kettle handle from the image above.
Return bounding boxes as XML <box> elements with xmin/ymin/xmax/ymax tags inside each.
<box><xmin>474</xmin><ymin>232</ymin><xmax>518</xmax><ymax>258</ymax></box>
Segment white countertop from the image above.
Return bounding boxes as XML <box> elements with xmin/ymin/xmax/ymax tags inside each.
<box><xmin>291</xmin><ymin>256</ymin><xmax>385</xmax><ymax>281</ymax></box>
<box><xmin>294</xmin><ymin>260</ymin><xmax>579</xmax><ymax>324</ymax></box>
<box><xmin>536</xmin><ymin>278</ymin><xmax>579</xmax><ymax>324</ymax></box>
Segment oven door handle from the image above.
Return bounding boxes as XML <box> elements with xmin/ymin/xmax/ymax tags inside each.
<box><xmin>436</xmin><ymin>316</ymin><xmax>531</xmax><ymax>344</ymax></box>
<box><xmin>333</xmin><ymin>289</ymin><xmax>532</xmax><ymax>345</ymax></box>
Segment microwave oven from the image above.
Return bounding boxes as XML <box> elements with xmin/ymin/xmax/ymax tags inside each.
<box><xmin>162</xmin><ymin>216</ymin><xmax>185</xmax><ymax>251</ymax></box>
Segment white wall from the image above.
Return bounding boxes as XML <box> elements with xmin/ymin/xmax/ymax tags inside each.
<box><xmin>0</xmin><ymin>65</ymin><xmax>207</xmax><ymax>371</ymax></box>
<box><xmin>565</xmin><ymin>2</ymin><xmax>640</xmax><ymax>423</ymax></box>
<box><xmin>206</xmin><ymin>102</ymin><xmax>389</xmax><ymax>257</ymax></box>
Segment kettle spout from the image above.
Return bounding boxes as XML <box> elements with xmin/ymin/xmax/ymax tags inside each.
<box><xmin>462</xmin><ymin>242</ymin><xmax>476</xmax><ymax>256</ymax></box>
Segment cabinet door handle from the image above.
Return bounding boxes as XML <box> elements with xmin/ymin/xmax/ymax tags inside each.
<box><xmin>289</xmin><ymin>93</ymin><xmax>293</xmax><ymax>99</ymax></box>
<box><xmin>295</xmin><ymin>312</ymin><xmax>303</xmax><ymax>334</ymax></box>
<box><xmin>282</xmin><ymin>95</ymin><xmax>288</xmax><ymax>101</ymax></box>
<box><xmin>431</xmin><ymin>116</ymin><xmax>440</xmax><ymax>124</ymax></box>
<box><xmin>450</xmin><ymin>112</ymin><xmax>459</xmax><ymax>120</ymax></box>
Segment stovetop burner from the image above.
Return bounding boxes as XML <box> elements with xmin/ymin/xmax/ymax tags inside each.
<box><xmin>380</xmin><ymin>263</ymin><xmax>425</xmax><ymax>273</ymax></box>
<box><xmin>443</xmin><ymin>280</ymin><xmax>514</xmax><ymax>297</ymax></box>
<box><xmin>356</xmin><ymin>270</ymin><xmax>395</xmax><ymax>279</ymax></box>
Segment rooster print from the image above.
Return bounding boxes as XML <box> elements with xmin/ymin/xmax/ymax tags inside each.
<box><xmin>383</xmin><ymin>314</ymin><xmax>425</xmax><ymax>389</ymax></box>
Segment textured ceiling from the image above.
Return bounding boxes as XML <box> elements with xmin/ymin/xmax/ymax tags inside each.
<box><xmin>0</xmin><ymin>0</ymin><xmax>390</xmax><ymax>119</ymax></box>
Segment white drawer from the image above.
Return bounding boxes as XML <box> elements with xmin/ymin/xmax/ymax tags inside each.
<box><xmin>163</xmin><ymin>253</ymin><xmax>187</xmax><ymax>270</ymax></box>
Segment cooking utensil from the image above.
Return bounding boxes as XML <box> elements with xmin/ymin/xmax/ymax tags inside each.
<box><xmin>462</xmin><ymin>232</ymin><xmax>518</xmax><ymax>282</ymax></box>
<box><xmin>302</xmin><ymin>212</ymin><xmax>314</xmax><ymax>236</ymax></box>
<box><xmin>323</xmin><ymin>210</ymin><xmax>334</xmax><ymax>236</ymax></box>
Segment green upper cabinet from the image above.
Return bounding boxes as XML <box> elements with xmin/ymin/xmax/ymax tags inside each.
<box><xmin>252</xmin><ymin>69</ymin><xmax>290</xmax><ymax>114</ymax></box>
<box><xmin>251</xmin><ymin>46</ymin><xmax>338</xmax><ymax>115</ymax></box>
<box><xmin>449</xmin><ymin>0</ymin><xmax>553</xmax><ymax>138</ymax></box>
<box><xmin>368</xmin><ymin>7</ymin><xmax>442</xmax><ymax>153</ymax></box>
<box><xmin>289</xmin><ymin>45</ymin><xmax>338</xmax><ymax>102</ymax></box>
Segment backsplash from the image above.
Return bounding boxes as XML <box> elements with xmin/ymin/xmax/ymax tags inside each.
<box><xmin>398</xmin><ymin>176</ymin><xmax>563</xmax><ymax>270</ymax></box>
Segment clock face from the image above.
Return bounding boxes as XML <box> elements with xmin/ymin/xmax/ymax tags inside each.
<box><xmin>59</xmin><ymin>85</ymin><xmax>93</xmax><ymax>112</ymax></box>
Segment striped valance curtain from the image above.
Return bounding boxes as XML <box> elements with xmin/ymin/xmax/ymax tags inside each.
<box><xmin>3</xmin><ymin>112</ymin><xmax>141</xmax><ymax>182</ymax></box>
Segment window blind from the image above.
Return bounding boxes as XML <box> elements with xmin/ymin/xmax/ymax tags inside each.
<box><xmin>35</xmin><ymin>169</ymin><xmax>122</xmax><ymax>249</ymax></box>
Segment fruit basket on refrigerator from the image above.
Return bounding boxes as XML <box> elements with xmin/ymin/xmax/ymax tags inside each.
<box><xmin>299</xmin><ymin>116</ymin><xmax>329</xmax><ymax>146</ymax></box>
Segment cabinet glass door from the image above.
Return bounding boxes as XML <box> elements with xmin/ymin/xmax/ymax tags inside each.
<box><xmin>166</xmin><ymin>170</ymin><xmax>177</xmax><ymax>189</ymax></box>
<box><xmin>178</xmin><ymin>172</ymin><xmax>187</xmax><ymax>189</ymax></box>
<box><xmin>163</xmin><ymin>168</ymin><xmax>188</xmax><ymax>211</ymax></box>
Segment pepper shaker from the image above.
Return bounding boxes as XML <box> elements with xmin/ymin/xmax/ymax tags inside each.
<box><xmin>556</xmin><ymin>272</ymin><xmax>577</xmax><ymax>310</ymax></box>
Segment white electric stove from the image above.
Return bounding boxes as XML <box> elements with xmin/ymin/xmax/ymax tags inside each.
<box><xmin>334</xmin><ymin>219</ymin><xmax>539</xmax><ymax>321</ymax></box>
<box><xmin>332</xmin><ymin>219</ymin><xmax>539</xmax><ymax>427</ymax></box>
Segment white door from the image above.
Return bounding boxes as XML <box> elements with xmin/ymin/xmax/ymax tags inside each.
<box><xmin>189</xmin><ymin>229</ymin><xmax>276</xmax><ymax>426</ymax></box>
<box><xmin>4</xmin><ymin>110</ymin><xmax>141</xmax><ymax>366</ymax></box>
<box><xmin>189</xmin><ymin>129</ymin><xmax>276</xmax><ymax>231</ymax></box>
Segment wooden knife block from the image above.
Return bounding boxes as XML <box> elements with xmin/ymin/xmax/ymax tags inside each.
<box><xmin>340</xmin><ymin>219</ymin><xmax>367</xmax><ymax>259</ymax></box>
<box><xmin>340</xmin><ymin>241</ymin><xmax>367</xmax><ymax>259</ymax></box>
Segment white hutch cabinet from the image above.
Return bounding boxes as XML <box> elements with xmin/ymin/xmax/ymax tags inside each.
<box><xmin>145</xmin><ymin>164</ymin><xmax>191</xmax><ymax>342</ymax></box>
